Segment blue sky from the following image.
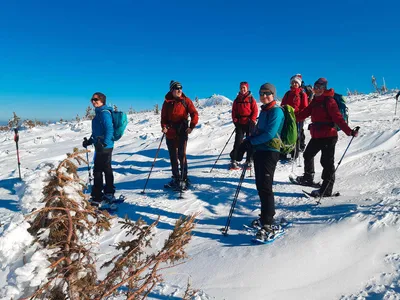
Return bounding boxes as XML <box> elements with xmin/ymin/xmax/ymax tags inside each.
<box><xmin>1</xmin><ymin>0</ymin><xmax>399</xmax><ymax>122</ymax></box>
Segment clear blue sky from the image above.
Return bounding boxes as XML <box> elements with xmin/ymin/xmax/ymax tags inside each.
<box><xmin>1</xmin><ymin>0</ymin><xmax>399</xmax><ymax>122</ymax></box>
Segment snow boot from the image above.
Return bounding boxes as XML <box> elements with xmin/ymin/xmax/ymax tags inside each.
<box><xmin>255</xmin><ymin>224</ymin><xmax>283</xmax><ymax>242</ymax></box>
<box><xmin>229</xmin><ymin>160</ymin><xmax>241</xmax><ymax>170</ymax></box>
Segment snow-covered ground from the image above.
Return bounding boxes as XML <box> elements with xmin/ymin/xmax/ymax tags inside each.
<box><xmin>1</xmin><ymin>92</ymin><xmax>400</xmax><ymax>299</ymax></box>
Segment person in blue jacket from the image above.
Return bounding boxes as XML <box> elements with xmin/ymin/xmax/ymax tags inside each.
<box><xmin>82</xmin><ymin>92</ymin><xmax>115</xmax><ymax>204</ymax></box>
<box><xmin>238</xmin><ymin>83</ymin><xmax>285</xmax><ymax>241</ymax></box>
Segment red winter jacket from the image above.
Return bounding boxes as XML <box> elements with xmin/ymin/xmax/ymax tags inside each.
<box><xmin>161</xmin><ymin>92</ymin><xmax>199</xmax><ymax>139</ymax></box>
<box><xmin>296</xmin><ymin>89</ymin><xmax>352</xmax><ymax>138</ymax></box>
<box><xmin>281</xmin><ymin>87</ymin><xmax>308</xmax><ymax>113</ymax></box>
<box><xmin>231</xmin><ymin>92</ymin><xmax>258</xmax><ymax>125</ymax></box>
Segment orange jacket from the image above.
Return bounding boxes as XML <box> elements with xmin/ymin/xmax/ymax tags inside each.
<box><xmin>161</xmin><ymin>92</ymin><xmax>199</xmax><ymax>138</ymax></box>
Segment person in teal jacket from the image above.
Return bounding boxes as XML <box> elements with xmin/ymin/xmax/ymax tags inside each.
<box><xmin>237</xmin><ymin>83</ymin><xmax>285</xmax><ymax>242</ymax></box>
<box><xmin>82</xmin><ymin>92</ymin><xmax>115</xmax><ymax>204</ymax></box>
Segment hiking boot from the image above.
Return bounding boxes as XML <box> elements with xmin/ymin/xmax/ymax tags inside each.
<box><xmin>250</xmin><ymin>218</ymin><xmax>262</xmax><ymax>229</ymax></box>
<box><xmin>311</xmin><ymin>188</ymin><xmax>332</xmax><ymax>198</ymax></box>
<box><xmin>165</xmin><ymin>178</ymin><xmax>179</xmax><ymax>189</ymax></box>
<box><xmin>102</xmin><ymin>193</ymin><xmax>116</xmax><ymax>202</ymax></box>
<box><xmin>255</xmin><ymin>224</ymin><xmax>283</xmax><ymax>242</ymax></box>
<box><xmin>295</xmin><ymin>174</ymin><xmax>317</xmax><ymax>187</ymax></box>
<box><xmin>89</xmin><ymin>198</ymin><xmax>102</xmax><ymax>206</ymax></box>
<box><xmin>245</xmin><ymin>161</ymin><xmax>253</xmax><ymax>170</ymax></box>
<box><xmin>229</xmin><ymin>161</ymin><xmax>240</xmax><ymax>170</ymax></box>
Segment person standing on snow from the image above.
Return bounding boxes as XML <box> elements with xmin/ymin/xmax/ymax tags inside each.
<box><xmin>294</xmin><ymin>78</ymin><xmax>359</xmax><ymax>197</ymax></box>
<box><xmin>229</xmin><ymin>81</ymin><xmax>258</xmax><ymax>170</ymax></box>
<box><xmin>237</xmin><ymin>83</ymin><xmax>285</xmax><ymax>241</ymax></box>
<box><xmin>281</xmin><ymin>74</ymin><xmax>309</xmax><ymax>158</ymax></box>
<box><xmin>161</xmin><ymin>80</ymin><xmax>199</xmax><ymax>190</ymax></box>
<box><xmin>82</xmin><ymin>92</ymin><xmax>116</xmax><ymax>205</ymax></box>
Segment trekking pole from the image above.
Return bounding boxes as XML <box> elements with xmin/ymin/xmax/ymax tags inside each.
<box><xmin>395</xmin><ymin>97</ymin><xmax>398</xmax><ymax>116</ymax></box>
<box><xmin>317</xmin><ymin>126</ymin><xmax>360</xmax><ymax>204</ymax></box>
<box><xmin>221</xmin><ymin>162</ymin><xmax>248</xmax><ymax>235</ymax></box>
<box><xmin>209</xmin><ymin>128</ymin><xmax>236</xmax><ymax>173</ymax></box>
<box><xmin>14</xmin><ymin>128</ymin><xmax>21</xmax><ymax>180</ymax></box>
<box><xmin>141</xmin><ymin>133</ymin><xmax>165</xmax><ymax>194</ymax></box>
<box><xmin>83</xmin><ymin>138</ymin><xmax>93</xmax><ymax>191</ymax></box>
<box><xmin>291</xmin><ymin>122</ymin><xmax>301</xmax><ymax>173</ymax></box>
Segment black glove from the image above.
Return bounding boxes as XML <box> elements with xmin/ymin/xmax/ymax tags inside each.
<box><xmin>82</xmin><ymin>138</ymin><xmax>91</xmax><ymax>148</ymax></box>
<box><xmin>351</xmin><ymin>126</ymin><xmax>360</xmax><ymax>137</ymax></box>
<box><xmin>237</xmin><ymin>139</ymin><xmax>252</xmax><ymax>161</ymax></box>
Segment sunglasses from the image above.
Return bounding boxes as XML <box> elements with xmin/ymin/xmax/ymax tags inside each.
<box><xmin>173</xmin><ymin>86</ymin><xmax>183</xmax><ymax>90</ymax></box>
<box><xmin>259</xmin><ymin>91</ymin><xmax>273</xmax><ymax>96</ymax></box>
<box><xmin>91</xmin><ymin>98</ymin><xmax>101</xmax><ymax>102</ymax></box>
<box><xmin>313</xmin><ymin>85</ymin><xmax>325</xmax><ymax>90</ymax></box>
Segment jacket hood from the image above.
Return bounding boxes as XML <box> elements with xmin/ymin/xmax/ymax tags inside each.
<box><xmin>95</xmin><ymin>105</ymin><xmax>113</xmax><ymax>113</ymax></box>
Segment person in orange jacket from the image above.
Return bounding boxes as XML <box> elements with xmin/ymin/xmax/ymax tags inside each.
<box><xmin>295</xmin><ymin>78</ymin><xmax>358</xmax><ymax>197</ymax></box>
<box><xmin>161</xmin><ymin>80</ymin><xmax>199</xmax><ymax>190</ymax></box>
<box><xmin>281</xmin><ymin>74</ymin><xmax>309</xmax><ymax>159</ymax></box>
<box><xmin>229</xmin><ymin>81</ymin><xmax>258</xmax><ymax>170</ymax></box>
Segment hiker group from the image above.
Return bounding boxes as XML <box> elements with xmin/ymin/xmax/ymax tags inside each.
<box><xmin>82</xmin><ymin>76</ymin><xmax>359</xmax><ymax>241</ymax></box>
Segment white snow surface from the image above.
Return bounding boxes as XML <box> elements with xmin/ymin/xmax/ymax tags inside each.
<box><xmin>1</xmin><ymin>92</ymin><xmax>400</xmax><ymax>299</ymax></box>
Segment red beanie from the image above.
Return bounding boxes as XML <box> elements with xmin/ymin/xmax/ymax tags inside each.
<box><xmin>240</xmin><ymin>81</ymin><xmax>249</xmax><ymax>89</ymax></box>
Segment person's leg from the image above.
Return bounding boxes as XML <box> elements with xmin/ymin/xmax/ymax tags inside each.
<box><xmin>230</xmin><ymin>124</ymin><xmax>245</xmax><ymax>162</ymax></box>
<box><xmin>103</xmin><ymin>148</ymin><xmax>115</xmax><ymax>195</ymax></box>
<box><xmin>299</xmin><ymin>122</ymin><xmax>306</xmax><ymax>151</ymax></box>
<box><xmin>91</xmin><ymin>151</ymin><xmax>105</xmax><ymax>201</ymax></box>
<box><xmin>177</xmin><ymin>134</ymin><xmax>188</xmax><ymax>180</ymax></box>
<box><xmin>166</xmin><ymin>138</ymin><xmax>180</xmax><ymax>179</ymax></box>
<box><xmin>320</xmin><ymin>136</ymin><xmax>338</xmax><ymax>196</ymax></box>
<box><xmin>254</xmin><ymin>151</ymin><xmax>280</xmax><ymax>226</ymax></box>
<box><xmin>243</xmin><ymin>123</ymin><xmax>253</xmax><ymax>163</ymax></box>
<box><xmin>302</xmin><ymin>138</ymin><xmax>322</xmax><ymax>181</ymax></box>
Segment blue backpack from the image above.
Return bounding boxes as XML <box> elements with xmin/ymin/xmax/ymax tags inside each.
<box><xmin>103</xmin><ymin>109</ymin><xmax>128</xmax><ymax>141</ymax></box>
<box><xmin>325</xmin><ymin>93</ymin><xmax>349</xmax><ymax>131</ymax></box>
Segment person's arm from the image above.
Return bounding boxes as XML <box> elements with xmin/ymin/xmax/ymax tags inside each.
<box><xmin>186</xmin><ymin>98</ymin><xmax>199</xmax><ymax>129</ymax></box>
<box><xmin>326</xmin><ymin>98</ymin><xmax>352</xmax><ymax>136</ymax></box>
<box><xmin>249</xmin><ymin>97</ymin><xmax>258</xmax><ymax>124</ymax></box>
<box><xmin>250</xmin><ymin>108</ymin><xmax>284</xmax><ymax>145</ymax></box>
<box><xmin>296</xmin><ymin>103</ymin><xmax>312</xmax><ymax>122</ymax></box>
<box><xmin>232</xmin><ymin>100</ymin><xmax>238</xmax><ymax>124</ymax></box>
<box><xmin>101</xmin><ymin>110</ymin><xmax>114</xmax><ymax>146</ymax></box>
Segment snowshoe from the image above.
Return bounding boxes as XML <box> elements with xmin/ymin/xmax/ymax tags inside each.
<box><xmin>164</xmin><ymin>178</ymin><xmax>179</xmax><ymax>189</ymax></box>
<box><xmin>253</xmin><ymin>224</ymin><xmax>285</xmax><ymax>244</ymax></box>
<box><xmin>302</xmin><ymin>189</ymin><xmax>340</xmax><ymax>198</ymax></box>
<box><xmin>229</xmin><ymin>161</ymin><xmax>241</xmax><ymax>170</ymax></box>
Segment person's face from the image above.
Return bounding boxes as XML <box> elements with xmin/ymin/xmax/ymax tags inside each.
<box><xmin>91</xmin><ymin>94</ymin><xmax>103</xmax><ymax>108</ymax></box>
<box><xmin>313</xmin><ymin>85</ymin><xmax>326</xmax><ymax>96</ymax></box>
<box><xmin>172</xmin><ymin>85</ymin><xmax>183</xmax><ymax>98</ymax></box>
<box><xmin>259</xmin><ymin>90</ymin><xmax>274</xmax><ymax>104</ymax></box>
<box><xmin>240</xmin><ymin>85</ymin><xmax>248</xmax><ymax>94</ymax></box>
<box><xmin>291</xmin><ymin>81</ymin><xmax>300</xmax><ymax>88</ymax></box>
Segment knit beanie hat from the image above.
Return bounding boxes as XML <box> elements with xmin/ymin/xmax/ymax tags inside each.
<box><xmin>314</xmin><ymin>78</ymin><xmax>328</xmax><ymax>88</ymax></box>
<box><xmin>170</xmin><ymin>80</ymin><xmax>182</xmax><ymax>91</ymax></box>
<box><xmin>290</xmin><ymin>74</ymin><xmax>302</xmax><ymax>86</ymax></box>
<box><xmin>240</xmin><ymin>81</ymin><xmax>249</xmax><ymax>90</ymax></box>
<box><xmin>259</xmin><ymin>83</ymin><xmax>276</xmax><ymax>97</ymax></box>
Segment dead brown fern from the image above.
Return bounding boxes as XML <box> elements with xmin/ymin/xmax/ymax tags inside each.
<box><xmin>24</xmin><ymin>148</ymin><xmax>199</xmax><ymax>300</ymax></box>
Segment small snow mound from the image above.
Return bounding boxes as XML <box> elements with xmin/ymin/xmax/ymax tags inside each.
<box><xmin>69</xmin><ymin>121</ymin><xmax>90</xmax><ymax>132</ymax></box>
<box><xmin>198</xmin><ymin>94</ymin><xmax>232</xmax><ymax>107</ymax></box>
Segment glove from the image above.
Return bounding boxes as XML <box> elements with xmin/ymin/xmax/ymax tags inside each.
<box><xmin>237</xmin><ymin>139</ymin><xmax>252</xmax><ymax>161</ymax></box>
<box><xmin>82</xmin><ymin>138</ymin><xmax>91</xmax><ymax>148</ymax></box>
<box><xmin>351</xmin><ymin>126</ymin><xmax>360</xmax><ymax>137</ymax></box>
<box><xmin>351</xmin><ymin>129</ymin><xmax>358</xmax><ymax>137</ymax></box>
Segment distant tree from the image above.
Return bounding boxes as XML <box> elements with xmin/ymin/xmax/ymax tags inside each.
<box><xmin>113</xmin><ymin>104</ymin><xmax>118</xmax><ymax>112</ymax></box>
<box><xmin>154</xmin><ymin>104</ymin><xmax>159</xmax><ymax>115</ymax></box>
<box><xmin>195</xmin><ymin>96</ymin><xmax>199</xmax><ymax>107</ymax></box>
<box><xmin>8</xmin><ymin>112</ymin><xmax>21</xmax><ymax>129</ymax></box>
<box><xmin>84</xmin><ymin>106</ymin><xmax>94</xmax><ymax>120</ymax></box>
<box><xmin>128</xmin><ymin>105</ymin><xmax>134</xmax><ymax>115</ymax></box>
<box><xmin>60</xmin><ymin>118</ymin><xmax>64</xmax><ymax>123</ymax></box>
<box><xmin>76</xmin><ymin>114</ymin><xmax>80</xmax><ymax>122</ymax></box>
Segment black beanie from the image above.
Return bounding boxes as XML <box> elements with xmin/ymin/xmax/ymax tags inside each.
<box><xmin>170</xmin><ymin>80</ymin><xmax>182</xmax><ymax>91</ymax></box>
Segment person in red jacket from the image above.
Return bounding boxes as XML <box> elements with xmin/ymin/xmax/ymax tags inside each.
<box><xmin>281</xmin><ymin>74</ymin><xmax>309</xmax><ymax>158</ymax></box>
<box><xmin>229</xmin><ymin>81</ymin><xmax>258</xmax><ymax>169</ymax></box>
<box><xmin>295</xmin><ymin>78</ymin><xmax>358</xmax><ymax>197</ymax></box>
<box><xmin>161</xmin><ymin>80</ymin><xmax>199</xmax><ymax>190</ymax></box>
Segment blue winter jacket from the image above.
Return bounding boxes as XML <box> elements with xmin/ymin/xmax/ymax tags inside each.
<box><xmin>249</xmin><ymin>104</ymin><xmax>284</xmax><ymax>152</ymax></box>
<box><xmin>90</xmin><ymin>105</ymin><xmax>114</xmax><ymax>149</ymax></box>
